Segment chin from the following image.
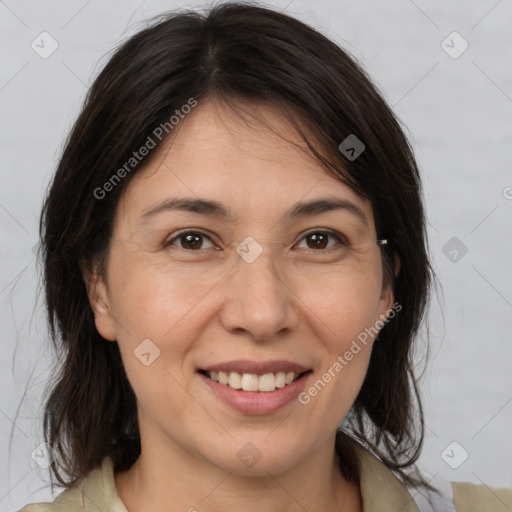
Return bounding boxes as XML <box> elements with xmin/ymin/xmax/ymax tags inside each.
<box><xmin>204</xmin><ymin>434</ymin><xmax>310</xmax><ymax>476</ymax></box>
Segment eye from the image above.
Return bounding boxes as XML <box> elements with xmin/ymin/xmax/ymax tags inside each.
<box><xmin>163</xmin><ymin>231</ymin><xmax>216</xmax><ymax>251</ymax></box>
<box><xmin>162</xmin><ymin>229</ymin><xmax>349</xmax><ymax>252</ymax></box>
<box><xmin>295</xmin><ymin>230</ymin><xmax>348</xmax><ymax>251</ymax></box>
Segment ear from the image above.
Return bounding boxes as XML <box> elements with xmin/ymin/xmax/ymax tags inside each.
<box><xmin>378</xmin><ymin>251</ymin><xmax>401</xmax><ymax>321</ymax></box>
<box><xmin>82</xmin><ymin>262</ymin><xmax>117</xmax><ymax>342</ymax></box>
<box><xmin>378</xmin><ymin>282</ymin><xmax>394</xmax><ymax>320</ymax></box>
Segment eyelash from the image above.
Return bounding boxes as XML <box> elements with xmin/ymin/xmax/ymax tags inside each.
<box><xmin>162</xmin><ymin>229</ymin><xmax>350</xmax><ymax>253</ymax></box>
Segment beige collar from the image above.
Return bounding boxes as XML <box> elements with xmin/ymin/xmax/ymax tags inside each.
<box><xmin>356</xmin><ymin>446</ymin><xmax>419</xmax><ymax>511</ymax></box>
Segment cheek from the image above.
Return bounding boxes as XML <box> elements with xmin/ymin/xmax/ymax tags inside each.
<box><xmin>107</xmin><ymin>247</ymin><xmax>215</xmax><ymax>341</ymax></box>
<box><xmin>294</xmin><ymin>266</ymin><xmax>382</xmax><ymax>408</ymax></box>
<box><xmin>300</xmin><ymin>330</ymin><xmax>374</xmax><ymax>425</ymax></box>
<box><xmin>107</xmin><ymin>256</ymin><xmax>205</xmax><ymax>415</ymax></box>
<box><xmin>294</xmin><ymin>264</ymin><xmax>383</xmax><ymax>342</ymax></box>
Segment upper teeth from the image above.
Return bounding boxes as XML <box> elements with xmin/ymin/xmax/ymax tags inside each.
<box><xmin>207</xmin><ymin>371</ymin><xmax>299</xmax><ymax>392</ymax></box>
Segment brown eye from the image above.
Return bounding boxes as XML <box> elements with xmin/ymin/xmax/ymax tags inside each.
<box><xmin>164</xmin><ymin>231</ymin><xmax>215</xmax><ymax>250</ymax></box>
<box><xmin>305</xmin><ymin>232</ymin><xmax>329</xmax><ymax>249</ymax></box>
<box><xmin>296</xmin><ymin>230</ymin><xmax>347</xmax><ymax>251</ymax></box>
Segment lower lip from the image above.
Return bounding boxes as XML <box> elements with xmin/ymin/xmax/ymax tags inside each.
<box><xmin>198</xmin><ymin>372</ymin><xmax>311</xmax><ymax>415</ymax></box>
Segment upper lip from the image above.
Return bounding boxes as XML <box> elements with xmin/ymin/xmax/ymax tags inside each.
<box><xmin>199</xmin><ymin>360</ymin><xmax>311</xmax><ymax>375</ymax></box>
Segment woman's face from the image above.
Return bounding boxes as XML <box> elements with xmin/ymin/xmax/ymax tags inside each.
<box><xmin>89</xmin><ymin>98</ymin><xmax>395</xmax><ymax>475</ymax></box>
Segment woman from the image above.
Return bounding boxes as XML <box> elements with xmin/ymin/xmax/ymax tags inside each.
<box><xmin>18</xmin><ymin>3</ymin><xmax>512</xmax><ymax>511</ymax></box>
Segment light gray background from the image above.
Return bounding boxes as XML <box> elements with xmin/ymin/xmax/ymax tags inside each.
<box><xmin>1</xmin><ymin>0</ymin><xmax>511</xmax><ymax>510</ymax></box>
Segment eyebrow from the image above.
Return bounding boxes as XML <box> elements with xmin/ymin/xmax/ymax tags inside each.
<box><xmin>139</xmin><ymin>196</ymin><xmax>368</xmax><ymax>226</ymax></box>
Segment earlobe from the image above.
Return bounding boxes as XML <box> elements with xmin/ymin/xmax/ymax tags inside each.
<box><xmin>82</xmin><ymin>265</ymin><xmax>117</xmax><ymax>342</ymax></box>
<box><xmin>378</xmin><ymin>252</ymin><xmax>400</xmax><ymax>325</ymax></box>
<box><xmin>378</xmin><ymin>274</ymin><xmax>395</xmax><ymax>322</ymax></box>
<box><xmin>380</xmin><ymin>286</ymin><xmax>394</xmax><ymax>318</ymax></box>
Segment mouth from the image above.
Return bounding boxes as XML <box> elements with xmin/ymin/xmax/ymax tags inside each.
<box><xmin>197</xmin><ymin>360</ymin><xmax>312</xmax><ymax>414</ymax></box>
<box><xmin>198</xmin><ymin>369</ymin><xmax>308</xmax><ymax>392</ymax></box>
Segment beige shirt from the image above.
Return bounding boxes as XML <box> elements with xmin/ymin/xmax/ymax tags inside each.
<box><xmin>18</xmin><ymin>447</ymin><xmax>512</xmax><ymax>512</ymax></box>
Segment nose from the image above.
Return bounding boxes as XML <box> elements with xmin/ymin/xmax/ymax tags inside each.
<box><xmin>218</xmin><ymin>239</ymin><xmax>298</xmax><ymax>342</ymax></box>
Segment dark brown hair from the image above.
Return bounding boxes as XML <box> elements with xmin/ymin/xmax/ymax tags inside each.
<box><xmin>36</xmin><ymin>1</ymin><xmax>436</xmax><ymax>492</ymax></box>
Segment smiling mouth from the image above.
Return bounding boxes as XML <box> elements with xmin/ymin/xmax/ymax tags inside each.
<box><xmin>199</xmin><ymin>369</ymin><xmax>310</xmax><ymax>393</ymax></box>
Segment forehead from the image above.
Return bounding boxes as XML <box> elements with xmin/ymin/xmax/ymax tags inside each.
<box><xmin>116</xmin><ymin>98</ymin><xmax>376</xmax><ymax>233</ymax></box>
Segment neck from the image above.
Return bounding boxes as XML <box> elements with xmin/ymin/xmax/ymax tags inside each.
<box><xmin>115</xmin><ymin>430</ymin><xmax>362</xmax><ymax>512</ymax></box>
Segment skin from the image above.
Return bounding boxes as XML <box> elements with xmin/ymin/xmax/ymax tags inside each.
<box><xmin>85</xmin><ymin>97</ymin><xmax>398</xmax><ymax>512</ymax></box>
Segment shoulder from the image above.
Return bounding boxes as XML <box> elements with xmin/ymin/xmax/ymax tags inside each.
<box><xmin>17</xmin><ymin>485</ymin><xmax>85</xmax><ymax>512</ymax></box>
<box><xmin>352</xmin><ymin>440</ymin><xmax>512</xmax><ymax>512</ymax></box>
<box><xmin>16</xmin><ymin>456</ymin><xmax>126</xmax><ymax>512</ymax></box>
<box><xmin>412</xmin><ymin>477</ymin><xmax>512</xmax><ymax>512</ymax></box>
<box><xmin>451</xmin><ymin>480</ymin><xmax>512</xmax><ymax>512</ymax></box>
